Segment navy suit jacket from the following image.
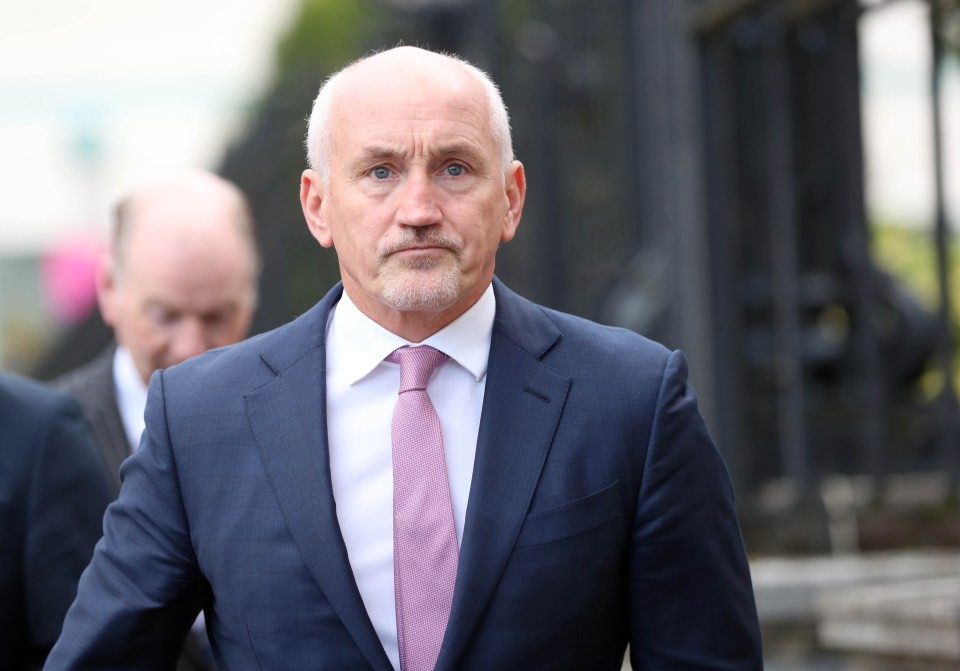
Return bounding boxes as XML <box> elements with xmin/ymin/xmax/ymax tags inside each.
<box><xmin>0</xmin><ymin>373</ymin><xmax>112</xmax><ymax>669</ymax></box>
<box><xmin>48</xmin><ymin>279</ymin><xmax>762</xmax><ymax>669</ymax></box>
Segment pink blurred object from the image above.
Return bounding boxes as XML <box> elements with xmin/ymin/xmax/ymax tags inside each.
<box><xmin>42</xmin><ymin>236</ymin><xmax>103</xmax><ymax>326</ymax></box>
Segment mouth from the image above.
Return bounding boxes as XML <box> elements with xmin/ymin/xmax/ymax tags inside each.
<box><xmin>380</xmin><ymin>236</ymin><xmax>461</xmax><ymax>261</ymax></box>
<box><xmin>392</xmin><ymin>244</ymin><xmax>447</xmax><ymax>255</ymax></box>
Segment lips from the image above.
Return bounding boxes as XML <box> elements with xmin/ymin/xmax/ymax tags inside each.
<box><xmin>393</xmin><ymin>245</ymin><xmax>446</xmax><ymax>254</ymax></box>
<box><xmin>379</xmin><ymin>235</ymin><xmax>462</xmax><ymax>260</ymax></box>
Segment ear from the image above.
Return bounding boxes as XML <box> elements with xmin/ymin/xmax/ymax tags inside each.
<box><xmin>300</xmin><ymin>169</ymin><xmax>333</xmax><ymax>248</ymax></box>
<box><xmin>94</xmin><ymin>252</ymin><xmax>119</xmax><ymax>328</ymax></box>
<box><xmin>500</xmin><ymin>160</ymin><xmax>526</xmax><ymax>243</ymax></box>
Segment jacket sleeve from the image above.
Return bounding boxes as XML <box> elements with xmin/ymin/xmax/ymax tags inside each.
<box><xmin>46</xmin><ymin>371</ymin><xmax>209</xmax><ymax>669</ymax></box>
<box><xmin>628</xmin><ymin>350</ymin><xmax>763</xmax><ymax>669</ymax></box>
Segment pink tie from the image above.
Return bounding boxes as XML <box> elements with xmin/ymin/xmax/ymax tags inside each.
<box><xmin>387</xmin><ymin>346</ymin><xmax>459</xmax><ymax>671</ymax></box>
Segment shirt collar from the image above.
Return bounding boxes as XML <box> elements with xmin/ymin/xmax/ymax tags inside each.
<box><xmin>111</xmin><ymin>345</ymin><xmax>149</xmax><ymax>450</ymax></box>
<box><xmin>113</xmin><ymin>345</ymin><xmax>148</xmax><ymax>400</ymax></box>
<box><xmin>328</xmin><ymin>283</ymin><xmax>496</xmax><ymax>385</ymax></box>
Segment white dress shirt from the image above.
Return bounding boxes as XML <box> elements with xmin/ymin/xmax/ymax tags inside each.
<box><xmin>112</xmin><ymin>345</ymin><xmax>148</xmax><ymax>453</ymax></box>
<box><xmin>325</xmin><ymin>284</ymin><xmax>494</xmax><ymax>671</ymax></box>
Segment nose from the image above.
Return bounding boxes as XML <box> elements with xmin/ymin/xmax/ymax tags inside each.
<box><xmin>168</xmin><ymin>318</ymin><xmax>209</xmax><ymax>365</ymax></box>
<box><xmin>395</xmin><ymin>172</ymin><xmax>441</xmax><ymax>228</ymax></box>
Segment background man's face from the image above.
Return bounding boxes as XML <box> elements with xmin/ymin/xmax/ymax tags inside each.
<box><xmin>99</xmin><ymin>201</ymin><xmax>256</xmax><ymax>385</ymax></box>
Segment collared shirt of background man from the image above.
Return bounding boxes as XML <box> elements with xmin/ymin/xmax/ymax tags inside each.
<box><xmin>48</xmin><ymin>46</ymin><xmax>763</xmax><ymax>670</ymax></box>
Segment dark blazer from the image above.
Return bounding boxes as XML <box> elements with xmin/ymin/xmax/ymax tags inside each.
<box><xmin>54</xmin><ymin>347</ymin><xmax>128</xmax><ymax>494</ymax></box>
<box><xmin>0</xmin><ymin>373</ymin><xmax>112</xmax><ymax>669</ymax></box>
<box><xmin>48</xmin><ymin>279</ymin><xmax>763</xmax><ymax>669</ymax></box>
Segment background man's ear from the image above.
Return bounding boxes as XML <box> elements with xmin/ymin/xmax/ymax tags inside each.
<box><xmin>94</xmin><ymin>253</ymin><xmax>119</xmax><ymax>327</ymax></box>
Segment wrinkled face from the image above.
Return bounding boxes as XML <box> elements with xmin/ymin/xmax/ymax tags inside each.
<box><xmin>98</xmin><ymin>210</ymin><xmax>256</xmax><ymax>385</ymax></box>
<box><xmin>301</xmin><ymin>50</ymin><xmax>525</xmax><ymax>338</ymax></box>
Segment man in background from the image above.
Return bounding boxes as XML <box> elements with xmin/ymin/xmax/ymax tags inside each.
<box><xmin>56</xmin><ymin>169</ymin><xmax>260</xmax><ymax>491</ymax></box>
<box><xmin>54</xmin><ymin>170</ymin><xmax>260</xmax><ymax>670</ymax></box>
<box><xmin>0</xmin><ymin>372</ymin><xmax>113</xmax><ymax>669</ymax></box>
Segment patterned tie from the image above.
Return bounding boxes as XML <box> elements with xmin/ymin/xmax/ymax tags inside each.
<box><xmin>387</xmin><ymin>345</ymin><xmax>459</xmax><ymax>671</ymax></box>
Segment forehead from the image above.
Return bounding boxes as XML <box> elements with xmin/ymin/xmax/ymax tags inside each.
<box><xmin>122</xmin><ymin>219</ymin><xmax>253</xmax><ymax>300</ymax></box>
<box><xmin>330</xmin><ymin>58</ymin><xmax>495</xmax><ymax>156</ymax></box>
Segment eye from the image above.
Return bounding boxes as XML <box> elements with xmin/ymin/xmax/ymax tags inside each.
<box><xmin>371</xmin><ymin>166</ymin><xmax>391</xmax><ymax>180</ymax></box>
<box><xmin>444</xmin><ymin>164</ymin><xmax>465</xmax><ymax>177</ymax></box>
<box><xmin>202</xmin><ymin>311</ymin><xmax>229</xmax><ymax>327</ymax></box>
<box><xmin>147</xmin><ymin>306</ymin><xmax>179</xmax><ymax>327</ymax></box>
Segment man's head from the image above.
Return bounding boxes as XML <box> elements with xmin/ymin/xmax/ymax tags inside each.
<box><xmin>299</xmin><ymin>46</ymin><xmax>526</xmax><ymax>341</ymax></box>
<box><xmin>96</xmin><ymin>170</ymin><xmax>260</xmax><ymax>385</ymax></box>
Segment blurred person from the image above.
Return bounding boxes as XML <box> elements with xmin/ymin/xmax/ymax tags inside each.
<box><xmin>54</xmin><ymin>170</ymin><xmax>260</xmax><ymax>671</ymax></box>
<box><xmin>0</xmin><ymin>372</ymin><xmax>112</xmax><ymax>669</ymax></box>
<box><xmin>55</xmin><ymin>169</ymin><xmax>260</xmax><ymax>492</ymax></box>
<box><xmin>48</xmin><ymin>47</ymin><xmax>761</xmax><ymax>669</ymax></box>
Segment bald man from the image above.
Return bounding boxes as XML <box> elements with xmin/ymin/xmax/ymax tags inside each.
<box><xmin>49</xmin><ymin>49</ymin><xmax>760</xmax><ymax>669</ymax></box>
<box><xmin>54</xmin><ymin>171</ymin><xmax>259</xmax><ymax>671</ymax></box>
<box><xmin>57</xmin><ymin>170</ymin><xmax>260</xmax><ymax>491</ymax></box>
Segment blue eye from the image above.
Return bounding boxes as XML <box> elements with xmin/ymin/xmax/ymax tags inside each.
<box><xmin>372</xmin><ymin>166</ymin><xmax>390</xmax><ymax>179</ymax></box>
<box><xmin>445</xmin><ymin>164</ymin><xmax>465</xmax><ymax>177</ymax></box>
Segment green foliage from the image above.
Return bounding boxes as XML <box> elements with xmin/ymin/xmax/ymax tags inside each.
<box><xmin>934</xmin><ymin>0</ymin><xmax>960</xmax><ymax>54</ymax></box>
<box><xmin>275</xmin><ymin>0</ymin><xmax>388</xmax><ymax>75</ymax></box>
<box><xmin>870</xmin><ymin>222</ymin><xmax>944</xmax><ymax>313</ymax></box>
<box><xmin>871</xmin><ymin>219</ymin><xmax>960</xmax><ymax>320</ymax></box>
<box><xmin>871</xmin><ymin>220</ymin><xmax>960</xmax><ymax>399</ymax></box>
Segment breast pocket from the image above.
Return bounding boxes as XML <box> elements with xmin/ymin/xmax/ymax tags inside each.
<box><xmin>515</xmin><ymin>480</ymin><xmax>622</xmax><ymax>549</ymax></box>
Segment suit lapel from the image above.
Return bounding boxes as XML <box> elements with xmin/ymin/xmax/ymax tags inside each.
<box><xmin>244</xmin><ymin>285</ymin><xmax>393</xmax><ymax>671</ymax></box>
<box><xmin>88</xmin><ymin>352</ymin><xmax>132</xmax><ymax>491</ymax></box>
<box><xmin>62</xmin><ymin>347</ymin><xmax>131</xmax><ymax>493</ymax></box>
<box><xmin>438</xmin><ymin>280</ymin><xmax>571</xmax><ymax>669</ymax></box>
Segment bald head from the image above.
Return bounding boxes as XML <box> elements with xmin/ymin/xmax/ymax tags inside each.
<box><xmin>98</xmin><ymin>170</ymin><xmax>260</xmax><ymax>384</ymax></box>
<box><xmin>112</xmin><ymin>170</ymin><xmax>259</xmax><ymax>279</ymax></box>
<box><xmin>305</xmin><ymin>46</ymin><xmax>513</xmax><ymax>186</ymax></box>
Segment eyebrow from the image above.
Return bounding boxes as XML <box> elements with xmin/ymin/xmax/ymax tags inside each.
<box><xmin>354</xmin><ymin>141</ymin><xmax>486</xmax><ymax>167</ymax></box>
<box><xmin>433</xmin><ymin>142</ymin><xmax>485</xmax><ymax>165</ymax></box>
<box><xmin>357</xmin><ymin>145</ymin><xmax>404</xmax><ymax>164</ymax></box>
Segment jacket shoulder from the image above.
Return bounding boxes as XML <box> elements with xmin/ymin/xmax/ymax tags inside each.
<box><xmin>494</xmin><ymin>279</ymin><xmax>672</xmax><ymax>368</ymax></box>
<box><xmin>0</xmin><ymin>373</ymin><xmax>84</xmax><ymax>423</ymax></box>
<box><xmin>52</xmin><ymin>348</ymin><xmax>115</xmax><ymax>398</ymax></box>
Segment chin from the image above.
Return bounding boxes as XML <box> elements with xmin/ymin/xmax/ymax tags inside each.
<box><xmin>380</xmin><ymin>272</ymin><xmax>461</xmax><ymax>312</ymax></box>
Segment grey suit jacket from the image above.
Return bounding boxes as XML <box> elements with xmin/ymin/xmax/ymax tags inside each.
<box><xmin>54</xmin><ymin>346</ymin><xmax>128</xmax><ymax>494</ymax></box>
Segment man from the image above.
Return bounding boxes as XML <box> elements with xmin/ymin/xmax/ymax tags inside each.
<box><xmin>0</xmin><ymin>373</ymin><xmax>113</xmax><ymax>669</ymax></box>
<box><xmin>48</xmin><ymin>47</ymin><xmax>762</xmax><ymax>669</ymax></box>
<box><xmin>54</xmin><ymin>170</ymin><xmax>259</xmax><ymax>671</ymax></box>
<box><xmin>55</xmin><ymin>169</ymin><xmax>260</xmax><ymax>492</ymax></box>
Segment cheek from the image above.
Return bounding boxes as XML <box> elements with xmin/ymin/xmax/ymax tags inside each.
<box><xmin>128</xmin><ymin>315</ymin><xmax>169</xmax><ymax>352</ymax></box>
<box><xmin>329</xmin><ymin>210</ymin><xmax>381</xmax><ymax>258</ymax></box>
<box><xmin>214</xmin><ymin>314</ymin><xmax>252</xmax><ymax>344</ymax></box>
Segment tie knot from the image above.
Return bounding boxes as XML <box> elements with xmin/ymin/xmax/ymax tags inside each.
<box><xmin>387</xmin><ymin>346</ymin><xmax>448</xmax><ymax>393</ymax></box>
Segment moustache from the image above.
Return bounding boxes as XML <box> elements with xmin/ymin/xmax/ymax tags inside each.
<box><xmin>377</xmin><ymin>232</ymin><xmax>464</xmax><ymax>260</ymax></box>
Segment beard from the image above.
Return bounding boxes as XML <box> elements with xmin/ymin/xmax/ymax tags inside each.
<box><xmin>377</xmin><ymin>230</ymin><xmax>464</xmax><ymax>311</ymax></box>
